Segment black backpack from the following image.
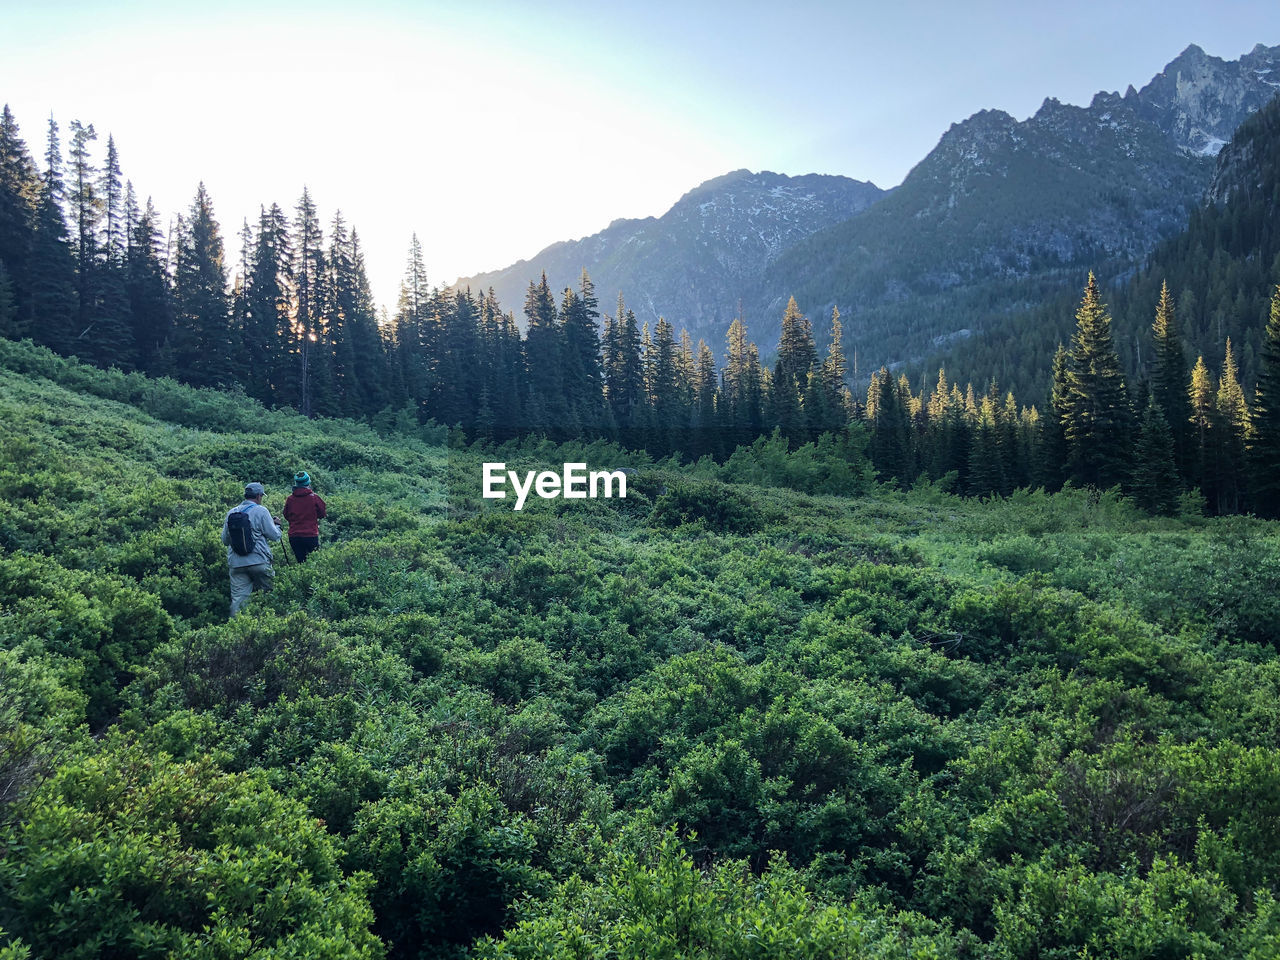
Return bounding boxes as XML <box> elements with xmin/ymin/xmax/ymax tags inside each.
<box><xmin>227</xmin><ymin>507</ymin><xmax>255</xmax><ymax>556</ymax></box>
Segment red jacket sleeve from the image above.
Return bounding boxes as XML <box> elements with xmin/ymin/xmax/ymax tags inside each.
<box><xmin>315</xmin><ymin>494</ymin><xmax>327</xmax><ymax>519</ymax></box>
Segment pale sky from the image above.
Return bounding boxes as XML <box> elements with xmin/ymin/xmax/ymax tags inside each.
<box><xmin>3</xmin><ymin>0</ymin><xmax>1279</xmax><ymax>310</ymax></box>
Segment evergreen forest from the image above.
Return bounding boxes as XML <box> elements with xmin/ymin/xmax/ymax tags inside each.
<box><xmin>2</xmin><ymin>105</ymin><xmax>1280</xmax><ymax>518</ymax></box>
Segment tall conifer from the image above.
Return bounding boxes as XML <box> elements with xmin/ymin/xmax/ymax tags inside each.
<box><xmin>1188</xmin><ymin>355</ymin><xmax>1216</xmax><ymax>501</ymax></box>
<box><xmin>1215</xmin><ymin>338</ymin><xmax>1249</xmax><ymax>514</ymax></box>
<box><xmin>1250</xmin><ymin>285</ymin><xmax>1280</xmax><ymax>515</ymax></box>
<box><xmin>1062</xmin><ymin>273</ymin><xmax>1132</xmax><ymax>489</ymax></box>
<box><xmin>30</xmin><ymin>116</ymin><xmax>77</xmax><ymax>353</ymax></box>
<box><xmin>0</xmin><ymin>105</ymin><xmax>39</xmax><ymax>336</ymax></box>
<box><xmin>868</xmin><ymin>366</ymin><xmax>910</xmax><ymax>484</ymax></box>
<box><xmin>1132</xmin><ymin>398</ymin><xmax>1180</xmax><ymax>515</ymax></box>
<box><xmin>292</xmin><ymin>188</ymin><xmax>329</xmax><ymax>417</ymax></box>
<box><xmin>605</xmin><ymin>296</ymin><xmax>644</xmax><ymax>437</ymax></box>
<box><xmin>67</xmin><ymin>120</ymin><xmax>98</xmax><ymax>342</ymax></box>
<box><xmin>126</xmin><ymin>198</ymin><xmax>170</xmax><ymax>373</ymax></box>
<box><xmin>331</xmin><ymin>222</ymin><xmax>387</xmax><ymax>416</ymax></box>
<box><xmin>560</xmin><ymin>270</ymin><xmax>604</xmax><ymax>434</ymax></box>
<box><xmin>392</xmin><ymin>234</ymin><xmax>430</xmax><ymax>406</ymax></box>
<box><xmin>648</xmin><ymin>317</ymin><xmax>681</xmax><ymax>454</ymax></box>
<box><xmin>1151</xmin><ymin>281</ymin><xmax>1192</xmax><ymax>478</ymax></box>
<box><xmin>770</xmin><ymin>296</ymin><xmax>816</xmax><ymax>443</ymax></box>
<box><xmin>171</xmin><ymin>183</ymin><xmax>231</xmax><ymax>385</ymax></box>
<box><xmin>693</xmin><ymin>339</ymin><xmax>719</xmax><ymax>457</ymax></box>
<box><xmin>523</xmin><ymin>272</ymin><xmax>564</xmax><ymax>433</ymax></box>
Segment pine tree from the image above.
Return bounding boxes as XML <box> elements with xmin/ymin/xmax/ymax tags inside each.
<box><xmin>560</xmin><ymin>270</ymin><xmax>604</xmax><ymax>434</ymax></box>
<box><xmin>523</xmin><ymin>272</ymin><xmax>564</xmax><ymax>433</ymax></box>
<box><xmin>1215</xmin><ymin>338</ymin><xmax>1249</xmax><ymax>514</ymax></box>
<box><xmin>1250</xmin><ymin>285</ymin><xmax>1280</xmax><ymax>516</ymax></box>
<box><xmin>640</xmin><ymin>320</ymin><xmax>653</xmax><ymax>403</ymax></box>
<box><xmin>29</xmin><ymin>116</ymin><xmax>77</xmax><ymax>353</ymax></box>
<box><xmin>171</xmin><ymin>183</ymin><xmax>231</xmax><ymax>385</ymax></box>
<box><xmin>431</xmin><ymin>288</ymin><xmax>481</xmax><ymax>429</ymax></box>
<box><xmin>776</xmin><ymin>295</ymin><xmax>817</xmax><ymax>378</ymax></box>
<box><xmin>721</xmin><ymin>313</ymin><xmax>764</xmax><ymax>446</ymax></box>
<box><xmin>1038</xmin><ymin>345</ymin><xmax>1070</xmax><ymax>490</ymax></box>
<box><xmin>292</xmin><ymin>188</ymin><xmax>328</xmax><ymax>417</ymax></box>
<box><xmin>770</xmin><ymin>296</ymin><xmax>816</xmax><ymax>443</ymax></box>
<box><xmin>329</xmin><ymin>222</ymin><xmax>388</xmax><ymax>416</ymax></box>
<box><xmin>924</xmin><ymin>368</ymin><xmax>958</xmax><ymax>480</ymax></box>
<box><xmin>100</xmin><ymin>135</ymin><xmax>125</xmax><ymax>265</ymax></box>
<box><xmin>123</xmin><ymin>180</ymin><xmax>139</xmax><ymax>255</ymax></box>
<box><xmin>927</xmin><ymin>368</ymin><xmax>949</xmax><ymax>424</ymax></box>
<box><xmin>1151</xmin><ymin>281</ymin><xmax>1192</xmax><ymax>479</ymax></box>
<box><xmin>967</xmin><ymin>396</ymin><xmax>1007</xmax><ymax>497</ymax></box>
<box><xmin>677</xmin><ymin>328</ymin><xmax>696</xmax><ymax>397</ymax></box>
<box><xmin>815</xmin><ymin>305</ymin><xmax>849</xmax><ymax>435</ymax></box>
<box><xmin>868</xmin><ymin>366</ymin><xmax>910</xmax><ymax>484</ymax></box>
<box><xmin>999</xmin><ymin>390</ymin><xmax>1025</xmax><ymax>489</ymax></box>
<box><xmin>480</xmin><ymin>287</ymin><xmax>524</xmax><ymax>439</ymax></box>
<box><xmin>67</xmin><ymin>120</ymin><xmax>99</xmax><ymax>343</ymax></box>
<box><xmin>1188</xmin><ymin>355</ymin><xmax>1216</xmax><ymax>503</ymax></box>
<box><xmin>1062</xmin><ymin>273</ymin><xmax>1133</xmax><ymax>489</ymax></box>
<box><xmin>944</xmin><ymin>390</ymin><xmax>973</xmax><ymax>490</ymax></box>
<box><xmin>69</xmin><ymin>124</ymin><xmax>131</xmax><ymax>366</ymax></box>
<box><xmin>392</xmin><ymin>234</ymin><xmax>430</xmax><ymax>407</ymax></box>
<box><xmin>1132</xmin><ymin>398</ymin><xmax>1181</xmax><ymax>515</ymax></box>
<box><xmin>604</xmin><ymin>294</ymin><xmax>644</xmax><ymax>438</ymax></box>
<box><xmin>647</xmin><ymin>317</ymin><xmax>681</xmax><ymax>455</ymax></box>
<box><xmin>96</xmin><ymin>140</ymin><xmax>134</xmax><ymax>366</ymax></box>
<box><xmin>692</xmin><ymin>339</ymin><xmax>719</xmax><ymax>457</ymax></box>
<box><xmin>0</xmin><ymin>105</ymin><xmax>39</xmax><ymax>337</ymax></box>
<box><xmin>243</xmin><ymin>204</ymin><xmax>292</xmax><ymax>402</ymax></box>
<box><xmin>770</xmin><ymin>355</ymin><xmax>805</xmax><ymax>444</ymax></box>
<box><xmin>126</xmin><ymin>197</ymin><xmax>170</xmax><ymax>373</ymax></box>
<box><xmin>230</xmin><ymin>218</ymin><xmax>252</xmax><ymax>380</ymax></box>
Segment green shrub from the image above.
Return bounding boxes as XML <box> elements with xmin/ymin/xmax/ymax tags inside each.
<box><xmin>0</xmin><ymin>743</ymin><xmax>382</xmax><ymax>959</ymax></box>
<box><xmin>650</xmin><ymin>480</ymin><xmax>761</xmax><ymax>534</ymax></box>
<box><xmin>478</xmin><ymin>833</ymin><xmax>958</xmax><ymax>959</ymax></box>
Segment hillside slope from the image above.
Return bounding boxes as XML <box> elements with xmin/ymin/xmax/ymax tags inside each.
<box><xmin>452</xmin><ymin>169</ymin><xmax>883</xmax><ymax>335</ymax></box>
<box><xmin>2</xmin><ymin>341</ymin><xmax>1280</xmax><ymax>958</ymax></box>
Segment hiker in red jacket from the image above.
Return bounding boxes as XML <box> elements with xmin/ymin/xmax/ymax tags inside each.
<box><xmin>283</xmin><ymin>471</ymin><xmax>327</xmax><ymax>563</ymax></box>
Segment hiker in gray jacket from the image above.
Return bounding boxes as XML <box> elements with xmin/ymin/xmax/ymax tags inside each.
<box><xmin>221</xmin><ymin>481</ymin><xmax>283</xmax><ymax>617</ymax></box>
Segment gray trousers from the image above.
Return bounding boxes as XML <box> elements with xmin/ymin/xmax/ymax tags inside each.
<box><xmin>229</xmin><ymin>562</ymin><xmax>275</xmax><ymax>616</ymax></box>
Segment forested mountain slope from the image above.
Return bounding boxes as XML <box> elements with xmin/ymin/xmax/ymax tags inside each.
<box><xmin>763</xmin><ymin>42</ymin><xmax>1280</xmax><ymax>376</ymax></box>
<box><xmin>2</xmin><ymin>340</ymin><xmax>1280</xmax><ymax>958</ymax></box>
<box><xmin>922</xmin><ymin>87</ymin><xmax>1280</xmax><ymax>402</ymax></box>
<box><xmin>450</xmin><ymin>43</ymin><xmax>1279</xmax><ymax>373</ymax></box>
<box><xmin>452</xmin><ymin>169</ymin><xmax>884</xmax><ymax>336</ymax></box>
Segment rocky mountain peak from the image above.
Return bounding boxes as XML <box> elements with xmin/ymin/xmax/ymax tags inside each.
<box><xmin>1132</xmin><ymin>41</ymin><xmax>1280</xmax><ymax>155</ymax></box>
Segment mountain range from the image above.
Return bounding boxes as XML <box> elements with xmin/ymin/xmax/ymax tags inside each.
<box><xmin>452</xmin><ymin>42</ymin><xmax>1280</xmax><ymax>378</ymax></box>
<box><xmin>454</xmin><ymin>170</ymin><xmax>883</xmax><ymax>338</ymax></box>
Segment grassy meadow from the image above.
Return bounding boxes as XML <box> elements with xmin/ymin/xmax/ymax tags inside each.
<box><xmin>1</xmin><ymin>339</ymin><xmax>1279</xmax><ymax>958</ymax></box>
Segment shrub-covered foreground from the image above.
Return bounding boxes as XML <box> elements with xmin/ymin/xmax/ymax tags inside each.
<box><xmin>1</xmin><ymin>341</ymin><xmax>1279</xmax><ymax>959</ymax></box>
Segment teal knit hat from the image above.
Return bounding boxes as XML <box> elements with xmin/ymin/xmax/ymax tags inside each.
<box><xmin>293</xmin><ymin>471</ymin><xmax>311</xmax><ymax>488</ymax></box>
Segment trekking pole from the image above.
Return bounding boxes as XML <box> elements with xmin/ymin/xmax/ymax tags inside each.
<box><xmin>275</xmin><ymin>518</ymin><xmax>292</xmax><ymax>566</ymax></box>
